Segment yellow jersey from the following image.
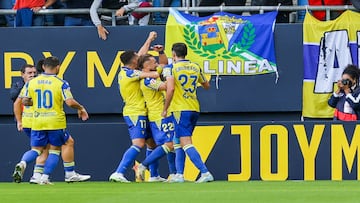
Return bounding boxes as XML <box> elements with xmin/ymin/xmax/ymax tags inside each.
<box><xmin>18</xmin><ymin>85</ymin><xmax>33</xmax><ymax>128</ymax></box>
<box><xmin>118</xmin><ymin>67</ymin><xmax>147</xmax><ymax>116</ymax></box>
<box><xmin>163</xmin><ymin>60</ymin><xmax>207</xmax><ymax>112</ymax></box>
<box><xmin>140</xmin><ymin>77</ymin><xmax>164</xmax><ymax>121</ymax></box>
<box><xmin>24</xmin><ymin>73</ymin><xmax>73</xmax><ymax>130</ymax></box>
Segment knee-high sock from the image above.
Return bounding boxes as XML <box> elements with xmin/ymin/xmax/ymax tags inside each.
<box><xmin>33</xmin><ymin>164</ymin><xmax>44</xmax><ymax>176</ymax></box>
<box><xmin>143</xmin><ymin>145</ymin><xmax>170</xmax><ymax>167</ymax></box>
<box><xmin>21</xmin><ymin>149</ymin><xmax>41</xmax><ymax>164</ymax></box>
<box><xmin>167</xmin><ymin>151</ymin><xmax>176</xmax><ymax>174</ymax></box>
<box><xmin>174</xmin><ymin>143</ymin><xmax>185</xmax><ymax>174</ymax></box>
<box><xmin>183</xmin><ymin>144</ymin><xmax>208</xmax><ymax>174</ymax></box>
<box><xmin>64</xmin><ymin>161</ymin><xmax>76</xmax><ymax>177</ymax></box>
<box><xmin>116</xmin><ymin>145</ymin><xmax>141</xmax><ymax>174</ymax></box>
<box><xmin>64</xmin><ymin>161</ymin><xmax>75</xmax><ymax>173</ymax></box>
<box><xmin>43</xmin><ymin>150</ymin><xmax>61</xmax><ymax>175</ymax></box>
<box><xmin>147</xmin><ymin>148</ymin><xmax>159</xmax><ymax>177</ymax></box>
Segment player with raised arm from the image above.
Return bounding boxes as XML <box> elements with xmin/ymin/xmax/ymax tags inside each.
<box><xmin>12</xmin><ymin>56</ymin><xmax>89</xmax><ymax>185</ymax></box>
<box><xmin>162</xmin><ymin>42</ymin><xmax>214</xmax><ymax>183</ymax></box>
<box><xmin>133</xmin><ymin>51</ymin><xmax>178</xmax><ymax>182</ymax></box>
<box><xmin>109</xmin><ymin>31</ymin><xmax>161</xmax><ymax>182</ymax></box>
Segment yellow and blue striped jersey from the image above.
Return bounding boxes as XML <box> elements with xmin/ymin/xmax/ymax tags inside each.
<box><xmin>118</xmin><ymin>67</ymin><xmax>147</xmax><ymax>116</ymax></box>
<box><xmin>163</xmin><ymin>60</ymin><xmax>207</xmax><ymax>112</ymax></box>
<box><xmin>18</xmin><ymin>85</ymin><xmax>33</xmax><ymax>128</ymax></box>
<box><xmin>24</xmin><ymin>73</ymin><xmax>73</xmax><ymax>130</ymax></box>
<box><xmin>140</xmin><ymin>77</ymin><xmax>164</xmax><ymax>121</ymax></box>
<box><xmin>156</xmin><ymin>66</ymin><xmax>163</xmax><ymax>75</ymax></box>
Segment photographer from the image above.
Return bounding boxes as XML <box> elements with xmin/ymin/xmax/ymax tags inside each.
<box><xmin>328</xmin><ymin>64</ymin><xmax>360</xmax><ymax>121</ymax></box>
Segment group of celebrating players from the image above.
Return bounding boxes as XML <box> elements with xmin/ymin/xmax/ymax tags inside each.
<box><xmin>11</xmin><ymin>31</ymin><xmax>214</xmax><ymax>184</ymax></box>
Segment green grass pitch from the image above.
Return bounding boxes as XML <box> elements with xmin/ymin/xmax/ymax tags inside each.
<box><xmin>0</xmin><ymin>181</ymin><xmax>359</xmax><ymax>203</ymax></box>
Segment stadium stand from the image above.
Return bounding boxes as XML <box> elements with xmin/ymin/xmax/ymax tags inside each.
<box><xmin>0</xmin><ymin>0</ymin><xmax>359</xmax><ymax>27</ymax></box>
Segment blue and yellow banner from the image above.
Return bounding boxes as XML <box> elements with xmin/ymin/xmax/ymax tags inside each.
<box><xmin>165</xmin><ymin>9</ymin><xmax>278</xmax><ymax>77</ymax></box>
<box><xmin>302</xmin><ymin>11</ymin><xmax>360</xmax><ymax>118</ymax></box>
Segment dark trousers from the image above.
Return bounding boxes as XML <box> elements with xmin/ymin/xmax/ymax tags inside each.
<box><xmin>198</xmin><ymin>0</ymin><xmax>246</xmax><ymax>17</ymax></box>
<box><xmin>251</xmin><ymin>0</ymin><xmax>293</xmax><ymax>23</ymax></box>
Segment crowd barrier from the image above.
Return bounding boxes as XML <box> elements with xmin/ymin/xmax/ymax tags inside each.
<box><xmin>0</xmin><ymin>5</ymin><xmax>357</xmax><ymax>24</ymax></box>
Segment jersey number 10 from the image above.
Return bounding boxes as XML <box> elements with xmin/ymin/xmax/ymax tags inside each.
<box><xmin>35</xmin><ymin>89</ymin><xmax>53</xmax><ymax>109</ymax></box>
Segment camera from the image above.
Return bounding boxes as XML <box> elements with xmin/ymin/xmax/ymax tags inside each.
<box><xmin>341</xmin><ymin>79</ymin><xmax>352</xmax><ymax>86</ymax></box>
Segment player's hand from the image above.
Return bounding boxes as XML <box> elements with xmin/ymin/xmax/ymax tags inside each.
<box><xmin>17</xmin><ymin>122</ymin><xmax>23</xmax><ymax>132</ymax></box>
<box><xmin>150</xmin><ymin>71</ymin><xmax>159</xmax><ymax>79</ymax></box>
<box><xmin>161</xmin><ymin>110</ymin><xmax>167</xmax><ymax>118</ymax></box>
<box><xmin>78</xmin><ymin>108</ymin><xmax>89</xmax><ymax>121</ymax></box>
<box><xmin>152</xmin><ymin>44</ymin><xmax>164</xmax><ymax>52</ymax></box>
<box><xmin>22</xmin><ymin>98</ymin><xmax>33</xmax><ymax>106</ymax></box>
<box><xmin>31</xmin><ymin>7</ymin><xmax>41</xmax><ymax>12</ymax></box>
<box><xmin>97</xmin><ymin>25</ymin><xmax>109</xmax><ymax>40</ymax></box>
<box><xmin>148</xmin><ymin>31</ymin><xmax>157</xmax><ymax>42</ymax></box>
<box><xmin>116</xmin><ymin>7</ymin><xmax>126</xmax><ymax>16</ymax></box>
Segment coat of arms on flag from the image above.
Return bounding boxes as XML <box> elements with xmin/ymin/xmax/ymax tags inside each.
<box><xmin>165</xmin><ymin>8</ymin><xmax>278</xmax><ymax>80</ymax></box>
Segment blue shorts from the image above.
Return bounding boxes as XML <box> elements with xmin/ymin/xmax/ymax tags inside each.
<box><xmin>172</xmin><ymin>111</ymin><xmax>199</xmax><ymax>138</ymax></box>
<box><xmin>124</xmin><ymin>115</ymin><xmax>150</xmax><ymax>140</ymax></box>
<box><xmin>149</xmin><ymin>116</ymin><xmax>175</xmax><ymax>145</ymax></box>
<box><xmin>23</xmin><ymin>128</ymin><xmax>31</xmax><ymax>138</ymax></box>
<box><xmin>30</xmin><ymin>129</ymin><xmax>70</xmax><ymax>147</ymax></box>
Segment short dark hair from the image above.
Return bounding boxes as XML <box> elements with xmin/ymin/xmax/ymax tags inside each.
<box><xmin>36</xmin><ymin>59</ymin><xmax>44</xmax><ymax>73</ymax></box>
<box><xmin>172</xmin><ymin>42</ymin><xmax>187</xmax><ymax>58</ymax></box>
<box><xmin>138</xmin><ymin>54</ymin><xmax>154</xmax><ymax>70</ymax></box>
<box><xmin>120</xmin><ymin>50</ymin><xmax>137</xmax><ymax>65</ymax></box>
<box><xmin>43</xmin><ymin>56</ymin><xmax>60</xmax><ymax>69</ymax></box>
<box><xmin>343</xmin><ymin>64</ymin><xmax>360</xmax><ymax>85</ymax></box>
<box><xmin>20</xmin><ymin>64</ymin><xmax>35</xmax><ymax>73</ymax></box>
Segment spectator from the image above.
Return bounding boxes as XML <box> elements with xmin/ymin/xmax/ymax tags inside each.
<box><xmin>90</xmin><ymin>0</ymin><xmax>129</xmax><ymax>36</ymax></box>
<box><xmin>351</xmin><ymin>0</ymin><xmax>360</xmax><ymax>10</ymax></box>
<box><xmin>0</xmin><ymin>0</ymin><xmax>15</xmax><ymax>27</ymax></box>
<box><xmin>13</xmin><ymin>0</ymin><xmax>57</xmax><ymax>26</ymax></box>
<box><xmin>128</xmin><ymin>1</ymin><xmax>152</xmax><ymax>26</ymax></box>
<box><xmin>251</xmin><ymin>0</ymin><xmax>293</xmax><ymax>23</ymax></box>
<box><xmin>90</xmin><ymin>0</ymin><xmax>151</xmax><ymax>40</ymax></box>
<box><xmin>153</xmin><ymin>0</ymin><xmax>181</xmax><ymax>24</ymax></box>
<box><xmin>328</xmin><ymin>65</ymin><xmax>360</xmax><ymax>121</ymax></box>
<box><xmin>297</xmin><ymin>0</ymin><xmax>308</xmax><ymax>22</ymax></box>
<box><xmin>0</xmin><ymin>16</ymin><xmax>6</xmax><ymax>27</ymax></box>
<box><xmin>63</xmin><ymin>0</ymin><xmax>93</xmax><ymax>26</ymax></box>
<box><xmin>45</xmin><ymin>0</ymin><xmax>66</xmax><ymax>26</ymax></box>
<box><xmin>308</xmin><ymin>0</ymin><xmax>350</xmax><ymax>21</ymax></box>
<box><xmin>198</xmin><ymin>0</ymin><xmax>246</xmax><ymax>17</ymax></box>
